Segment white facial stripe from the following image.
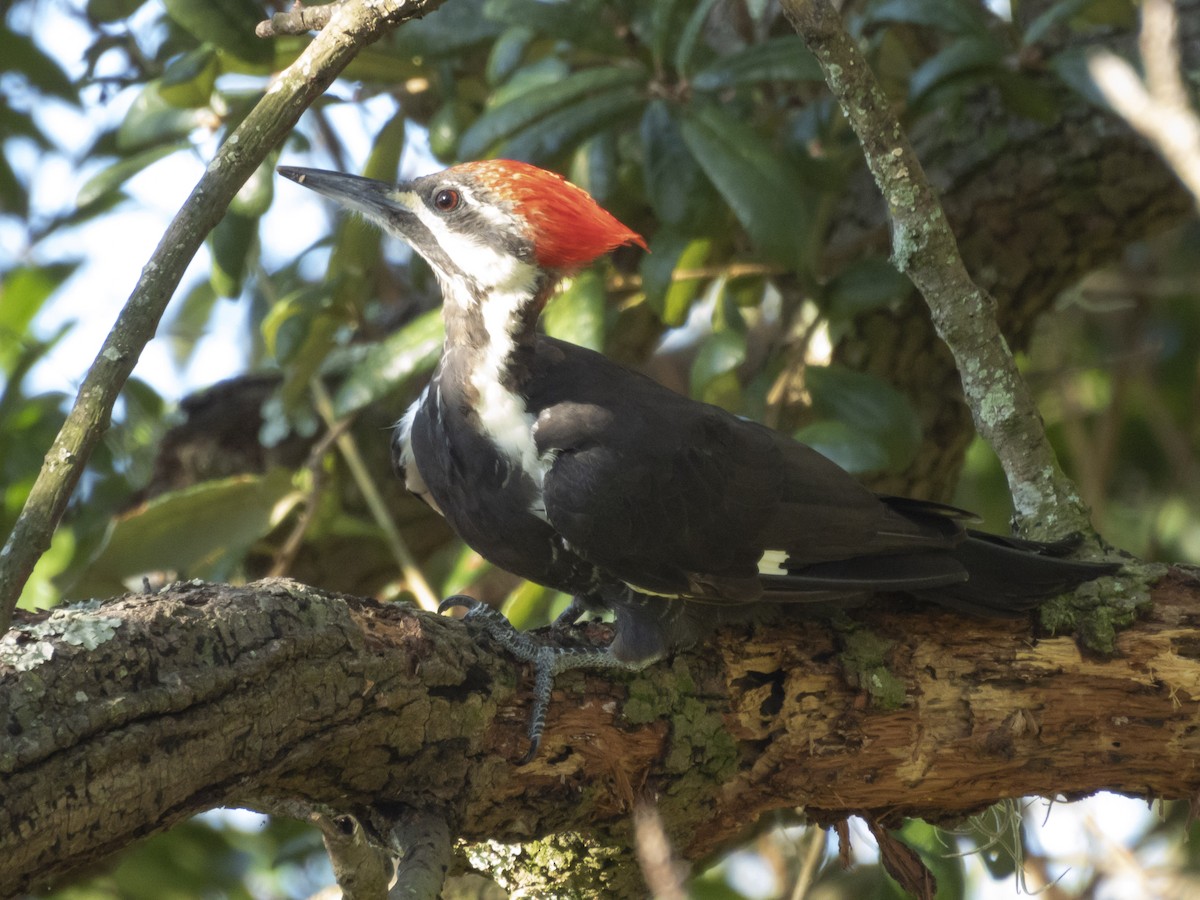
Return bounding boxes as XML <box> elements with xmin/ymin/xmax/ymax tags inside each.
<box><xmin>400</xmin><ymin>195</ymin><xmax>550</xmax><ymax>505</ymax></box>
<box><xmin>471</xmin><ymin>278</ymin><xmax>550</xmax><ymax>509</ymax></box>
<box><xmin>758</xmin><ymin>550</ymin><xmax>790</xmax><ymax>576</ymax></box>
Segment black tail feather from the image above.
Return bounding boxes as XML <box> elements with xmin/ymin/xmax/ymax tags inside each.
<box><xmin>919</xmin><ymin>531</ymin><xmax>1120</xmax><ymax>617</ymax></box>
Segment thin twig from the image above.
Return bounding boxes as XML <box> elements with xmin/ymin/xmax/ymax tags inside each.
<box><xmin>266</xmin><ymin>417</ymin><xmax>350</xmax><ymax>578</ymax></box>
<box><xmin>632</xmin><ymin>802</ymin><xmax>689</xmax><ymax>900</ymax></box>
<box><xmin>310</xmin><ymin>380</ymin><xmax>439</xmax><ymax>611</ymax></box>
<box><xmin>781</xmin><ymin>0</ymin><xmax>1094</xmax><ymax>541</ymax></box>
<box><xmin>788</xmin><ymin>826</ymin><xmax>828</xmax><ymax>900</ymax></box>
<box><xmin>1089</xmin><ymin>0</ymin><xmax>1200</xmax><ymax>208</ymax></box>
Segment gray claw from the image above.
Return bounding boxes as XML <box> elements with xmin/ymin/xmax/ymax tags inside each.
<box><xmin>438</xmin><ymin>595</ymin><xmax>479</xmax><ymax>615</ymax></box>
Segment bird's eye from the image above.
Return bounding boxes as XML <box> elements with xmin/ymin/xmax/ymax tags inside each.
<box><xmin>433</xmin><ymin>189</ymin><xmax>460</xmax><ymax>212</ymax></box>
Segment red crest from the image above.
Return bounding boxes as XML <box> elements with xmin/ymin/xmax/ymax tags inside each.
<box><xmin>455</xmin><ymin>160</ymin><xmax>646</xmax><ymax>269</ymax></box>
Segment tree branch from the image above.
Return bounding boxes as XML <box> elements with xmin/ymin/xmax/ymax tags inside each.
<box><xmin>3</xmin><ymin>573</ymin><xmax>1197</xmax><ymax>896</ymax></box>
<box><xmin>782</xmin><ymin>0</ymin><xmax>1092</xmax><ymax>540</ymax></box>
<box><xmin>0</xmin><ymin>0</ymin><xmax>448</xmax><ymax>632</ymax></box>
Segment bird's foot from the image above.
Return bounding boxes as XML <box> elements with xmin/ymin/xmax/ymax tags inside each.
<box><xmin>438</xmin><ymin>595</ymin><xmax>646</xmax><ymax>764</ymax></box>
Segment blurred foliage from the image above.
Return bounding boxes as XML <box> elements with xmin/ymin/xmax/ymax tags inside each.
<box><xmin>3</xmin><ymin>0</ymin><xmax>1199</xmax><ymax>896</ymax></box>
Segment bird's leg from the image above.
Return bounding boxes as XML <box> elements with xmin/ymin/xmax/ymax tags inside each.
<box><xmin>438</xmin><ymin>596</ymin><xmax>653</xmax><ymax>763</ymax></box>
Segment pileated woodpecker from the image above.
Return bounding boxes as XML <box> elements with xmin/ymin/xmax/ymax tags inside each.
<box><xmin>280</xmin><ymin>160</ymin><xmax>1115</xmax><ymax>757</ymax></box>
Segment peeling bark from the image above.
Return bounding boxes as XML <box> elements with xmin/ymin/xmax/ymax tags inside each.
<box><xmin>4</xmin><ymin>572</ymin><xmax>1199</xmax><ymax>896</ymax></box>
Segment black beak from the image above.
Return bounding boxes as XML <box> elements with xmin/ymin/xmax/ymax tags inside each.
<box><xmin>278</xmin><ymin>166</ymin><xmax>418</xmax><ymax>228</ymax></box>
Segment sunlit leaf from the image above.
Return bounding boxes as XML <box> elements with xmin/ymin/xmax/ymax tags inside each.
<box><xmin>158</xmin><ymin>46</ymin><xmax>218</xmax><ymax>108</ymax></box>
<box><xmin>76</xmin><ymin>469</ymin><xmax>301</xmax><ymax>597</ymax></box>
<box><xmin>543</xmin><ymin>271</ymin><xmax>606</xmax><ymax>351</ymax></box>
<box><xmin>642</xmin><ymin>231</ymin><xmax>711</xmax><ymax>326</ymax></box>
<box><xmin>209</xmin><ymin>210</ymin><xmax>259</xmax><ymax>298</ymax></box>
<box><xmin>117</xmin><ymin>83</ymin><xmax>207</xmax><ymax>150</ymax></box>
<box><xmin>332</xmin><ymin>308</ymin><xmax>445</xmax><ymax>417</ymax></box>
<box><xmin>690</xmin><ymin>327</ymin><xmax>746</xmax><ymax>408</ymax></box>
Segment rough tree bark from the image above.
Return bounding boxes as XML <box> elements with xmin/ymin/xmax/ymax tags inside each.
<box><xmin>2</xmin><ymin>569</ymin><xmax>1195</xmax><ymax>897</ymax></box>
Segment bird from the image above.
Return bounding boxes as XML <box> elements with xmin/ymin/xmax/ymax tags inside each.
<box><xmin>279</xmin><ymin>160</ymin><xmax>1117</xmax><ymax>759</ymax></box>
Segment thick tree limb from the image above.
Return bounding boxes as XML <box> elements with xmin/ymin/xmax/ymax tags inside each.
<box><xmin>2</xmin><ymin>573</ymin><xmax>1197</xmax><ymax>896</ymax></box>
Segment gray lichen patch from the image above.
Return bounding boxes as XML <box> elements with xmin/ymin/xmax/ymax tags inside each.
<box><xmin>0</xmin><ymin>601</ymin><xmax>123</xmax><ymax>671</ymax></box>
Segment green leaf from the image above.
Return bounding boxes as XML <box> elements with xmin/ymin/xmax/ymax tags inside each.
<box><xmin>908</xmin><ymin>35</ymin><xmax>1006</xmax><ymax>103</ymax></box>
<box><xmin>794</xmin><ymin>419</ymin><xmax>890</xmax><ymax>474</ymax></box>
<box><xmin>230</xmin><ymin>155</ymin><xmax>277</xmax><ymax>217</ymax></box>
<box><xmin>500</xmin><ymin>86</ymin><xmax>644</xmax><ymax>164</ymax></box>
<box><xmin>543</xmin><ymin>271</ymin><xmax>606</xmax><ymax>351</ymax></box>
<box><xmin>0</xmin><ymin>264</ymin><xmax>78</xmax><ymax>350</ymax></box>
<box><xmin>486</xmin><ymin>26</ymin><xmax>535</xmax><ymax>85</ymax></box>
<box><xmin>262</xmin><ymin>286</ymin><xmax>327</xmax><ymax>365</ymax></box>
<box><xmin>428</xmin><ymin>100</ymin><xmax>470</xmax><ymax>161</ymax></box>
<box><xmin>162</xmin><ymin>0</ymin><xmax>273</xmax><ymax>65</ymax></box>
<box><xmin>824</xmin><ymin>257</ymin><xmax>913</xmax><ymax>319</ymax></box>
<box><xmin>392</xmin><ymin>0</ymin><xmax>505</xmax><ymax>59</ymax></box>
<box><xmin>86</xmin><ymin>0</ymin><xmax>147</xmax><ymax>22</ymax></box>
<box><xmin>332</xmin><ymin>309</ymin><xmax>445</xmax><ymax>417</ymax></box>
<box><xmin>673</xmin><ymin>0</ymin><xmax>722</xmax><ymax>76</ymax></box>
<box><xmin>163</xmin><ymin>279</ymin><xmax>219</xmax><ymax>368</ymax></box>
<box><xmin>159</xmin><ymin>46</ymin><xmax>218</xmax><ymax>108</ymax></box>
<box><xmin>1048</xmin><ymin>46</ymin><xmax>1109</xmax><ymax>107</ymax></box>
<box><xmin>459</xmin><ymin>66</ymin><xmax>646</xmax><ymax>159</ymax></box>
<box><xmin>679</xmin><ymin>104</ymin><xmax>812</xmax><ymax>268</ymax></box>
<box><xmin>209</xmin><ymin>210</ymin><xmax>259</xmax><ymax>298</ymax></box>
<box><xmin>77</xmin><ymin>470</ymin><xmax>301</xmax><ymax>595</ymax></box>
<box><xmin>641</xmin><ymin>231</ymin><xmax>711</xmax><ymax>326</ymax></box>
<box><xmin>692</xmin><ymin>37</ymin><xmax>823</xmax><ymax>92</ymax></box>
<box><xmin>641</xmin><ymin>100</ymin><xmax>713</xmax><ymax>227</ymax></box>
<box><xmin>868</xmin><ymin>0</ymin><xmax>992</xmax><ymax>35</ymax></box>
<box><xmin>690</xmin><ymin>327</ymin><xmax>746</xmax><ymax>407</ymax></box>
<box><xmin>483</xmin><ymin>0</ymin><xmax>623</xmax><ymax>53</ymax></box>
<box><xmin>77</xmin><ymin>141</ymin><xmax>189</xmax><ymax>208</ymax></box>
<box><xmin>994</xmin><ymin>71</ymin><xmax>1062</xmax><ymax>122</ymax></box>
<box><xmin>0</xmin><ymin>26</ymin><xmax>78</xmax><ymax>103</ymax></box>
<box><xmin>117</xmin><ymin>83</ymin><xmax>207</xmax><ymax>150</ymax></box>
<box><xmin>340</xmin><ymin>47</ymin><xmax>424</xmax><ymax>84</ymax></box>
<box><xmin>805</xmin><ymin>365</ymin><xmax>921</xmax><ymax>471</ymax></box>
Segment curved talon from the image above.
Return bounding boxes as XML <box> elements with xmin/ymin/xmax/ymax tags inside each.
<box><xmin>438</xmin><ymin>594</ymin><xmax>480</xmax><ymax>615</ymax></box>
<box><xmin>517</xmin><ymin>733</ymin><xmax>542</xmax><ymax>766</ymax></box>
